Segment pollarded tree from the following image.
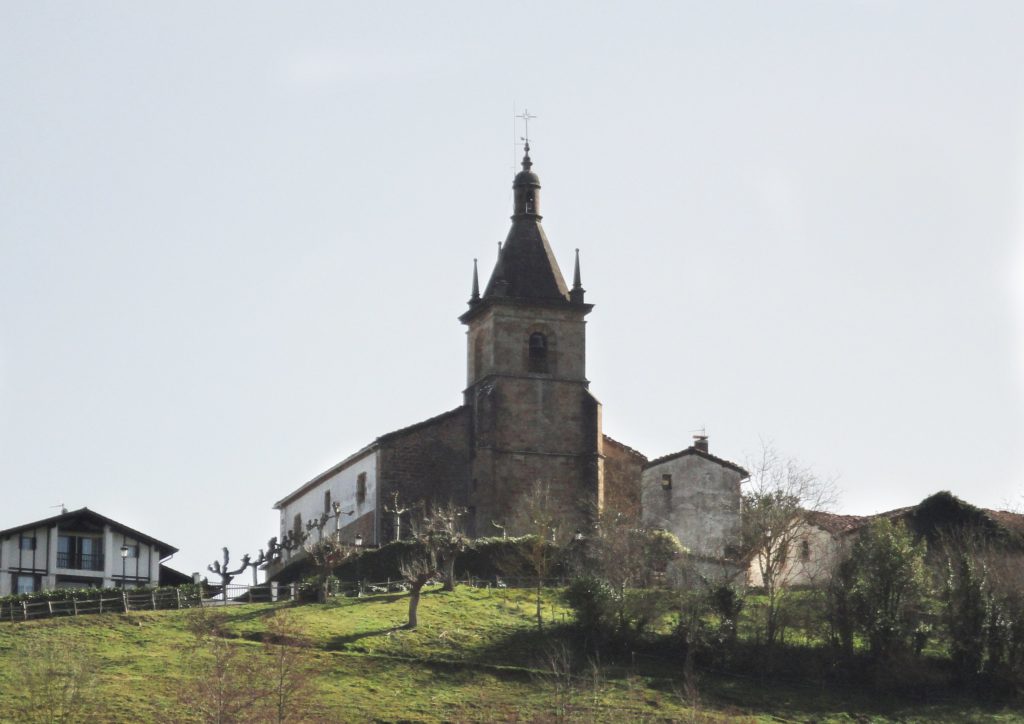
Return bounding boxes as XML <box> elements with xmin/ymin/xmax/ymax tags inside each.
<box><xmin>419</xmin><ymin>503</ymin><xmax>469</xmax><ymax>592</ymax></box>
<box><xmin>303</xmin><ymin>536</ymin><xmax>361</xmax><ymax>603</ymax></box>
<box><xmin>207</xmin><ymin>548</ymin><xmax>251</xmax><ymax>605</ymax></box>
<box><xmin>742</xmin><ymin>444</ymin><xmax>837</xmax><ymax>648</ymax></box>
<box><xmin>399</xmin><ymin>547</ymin><xmax>438</xmax><ymax>629</ymax></box>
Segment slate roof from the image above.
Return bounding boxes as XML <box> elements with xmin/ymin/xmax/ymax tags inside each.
<box><xmin>274</xmin><ymin>406</ymin><xmax>467</xmax><ymax>509</ymax></box>
<box><xmin>482</xmin><ymin>219</ymin><xmax>570</xmax><ymax>302</ymax></box>
<box><xmin>0</xmin><ymin>507</ymin><xmax>178</xmax><ymax>556</ymax></box>
<box><xmin>643</xmin><ymin>445</ymin><xmax>749</xmax><ymax>476</ymax></box>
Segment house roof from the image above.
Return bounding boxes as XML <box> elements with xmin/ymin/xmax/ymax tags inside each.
<box><xmin>804</xmin><ymin>492</ymin><xmax>1024</xmax><ymax>547</ymax></box>
<box><xmin>802</xmin><ymin>510</ymin><xmax>871</xmax><ymax>535</ymax></box>
<box><xmin>643</xmin><ymin>445</ymin><xmax>749</xmax><ymax>477</ymax></box>
<box><xmin>602</xmin><ymin>434</ymin><xmax>648</xmax><ymax>462</ymax></box>
<box><xmin>0</xmin><ymin>507</ymin><xmax>178</xmax><ymax>557</ymax></box>
<box><xmin>274</xmin><ymin>406</ymin><xmax>467</xmax><ymax>509</ymax></box>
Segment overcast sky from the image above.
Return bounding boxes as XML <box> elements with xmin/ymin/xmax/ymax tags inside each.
<box><xmin>2</xmin><ymin>2</ymin><xmax>1023</xmax><ymax>576</ymax></box>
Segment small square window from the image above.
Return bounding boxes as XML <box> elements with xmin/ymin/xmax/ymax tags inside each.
<box><xmin>19</xmin><ymin>535</ymin><xmax>36</xmax><ymax>551</ymax></box>
<box><xmin>661</xmin><ymin>474</ymin><xmax>672</xmax><ymax>491</ymax></box>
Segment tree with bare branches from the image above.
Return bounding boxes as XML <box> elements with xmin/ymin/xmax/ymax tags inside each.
<box><xmin>515</xmin><ymin>480</ymin><xmax>564</xmax><ymax>632</ymax></box>
<box><xmin>742</xmin><ymin>444</ymin><xmax>838</xmax><ymax>649</ymax></box>
<box><xmin>207</xmin><ymin>548</ymin><xmax>251</xmax><ymax>605</ymax></box>
<box><xmin>399</xmin><ymin>549</ymin><xmax>437</xmax><ymax>629</ymax></box>
<box><xmin>420</xmin><ymin>503</ymin><xmax>468</xmax><ymax>592</ymax></box>
<box><xmin>303</xmin><ymin>535</ymin><xmax>361</xmax><ymax>603</ymax></box>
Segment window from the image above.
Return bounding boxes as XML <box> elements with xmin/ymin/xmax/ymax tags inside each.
<box><xmin>19</xmin><ymin>534</ymin><xmax>36</xmax><ymax>551</ymax></box>
<box><xmin>293</xmin><ymin>513</ymin><xmax>303</xmax><ymax>539</ymax></box>
<box><xmin>528</xmin><ymin>332</ymin><xmax>548</xmax><ymax>373</ymax></box>
<box><xmin>124</xmin><ymin>543</ymin><xmax>140</xmax><ymax>558</ymax></box>
<box><xmin>800</xmin><ymin>539</ymin><xmax>811</xmax><ymax>562</ymax></box>
<box><xmin>57</xmin><ymin>535</ymin><xmax>104</xmax><ymax>570</ymax></box>
<box><xmin>16</xmin><ymin>575</ymin><xmax>37</xmax><ymax>594</ymax></box>
<box><xmin>324</xmin><ymin>490</ymin><xmax>331</xmax><ymax>514</ymax></box>
<box><xmin>661</xmin><ymin>474</ymin><xmax>672</xmax><ymax>491</ymax></box>
<box><xmin>357</xmin><ymin>473</ymin><xmax>367</xmax><ymax>504</ymax></box>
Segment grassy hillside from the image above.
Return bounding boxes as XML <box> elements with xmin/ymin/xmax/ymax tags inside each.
<box><xmin>0</xmin><ymin>586</ymin><xmax>1018</xmax><ymax>722</ymax></box>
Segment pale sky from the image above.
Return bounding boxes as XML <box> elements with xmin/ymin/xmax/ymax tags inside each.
<box><xmin>2</xmin><ymin>2</ymin><xmax>1023</xmax><ymax>576</ymax></box>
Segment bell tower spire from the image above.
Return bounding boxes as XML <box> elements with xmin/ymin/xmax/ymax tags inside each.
<box><xmin>570</xmin><ymin>248</ymin><xmax>585</xmax><ymax>304</ymax></box>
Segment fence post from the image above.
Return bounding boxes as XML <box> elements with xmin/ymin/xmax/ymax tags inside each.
<box><xmin>271</xmin><ymin>581</ymin><xmax>278</xmax><ymax>602</ymax></box>
<box><xmin>123</xmin><ymin>591</ymin><xmax>129</xmax><ymax>612</ymax></box>
<box><xmin>73</xmin><ymin>599</ymin><xmax>78</xmax><ymax>616</ymax></box>
<box><xmin>47</xmin><ymin>600</ymin><xmax>53</xmax><ymax>616</ymax></box>
<box><xmin>176</xmin><ymin>588</ymin><xmax>182</xmax><ymax>609</ymax></box>
<box><xmin>248</xmin><ymin>586</ymin><xmax>253</xmax><ymax>604</ymax></box>
<box><xmin>99</xmin><ymin>596</ymin><xmax>103</xmax><ymax>614</ymax></box>
<box><xmin>151</xmin><ymin>590</ymin><xmax>157</xmax><ymax>610</ymax></box>
<box><xmin>22</xmin><ymin>601</ymin><xmax>27</xmax><ymax>621</ymax></box>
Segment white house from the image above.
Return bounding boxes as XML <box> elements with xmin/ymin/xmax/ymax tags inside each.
<box><xmin>0</xmin><ymin>508</ymin><xmax>179</xmax><ymax>595</ymax></box>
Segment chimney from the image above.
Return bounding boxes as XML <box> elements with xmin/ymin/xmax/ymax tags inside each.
<box><xmin>693</xmin><ymin>434</ymin><xmax>709</xmax><ymax>453</ymax></box>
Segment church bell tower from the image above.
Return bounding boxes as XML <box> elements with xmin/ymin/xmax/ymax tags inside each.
<box><xmin>459</xmin><ymin>143</ymin><xmax>604</xmax><ymax>536</ymax></box>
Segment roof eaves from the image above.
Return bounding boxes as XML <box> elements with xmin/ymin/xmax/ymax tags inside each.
<box><xmin>643</xmin><ymin>446</ymin><xmax>749</xmax><ymax>476</ymax></box>
<box><xmin>273</xmin><ymin>440</ymin><xmax>380</xmax><ymax>509</ymax></box>
<box><xmin>0</xmin><ymin>507</ymin><xmax>178</xmax><ymax>556</ymax></box>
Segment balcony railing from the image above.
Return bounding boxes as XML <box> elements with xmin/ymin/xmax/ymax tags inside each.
<box><xmin>56</xmin><ymin>552</ymin><xmax>104</xmax><ymax>571</ymax></box>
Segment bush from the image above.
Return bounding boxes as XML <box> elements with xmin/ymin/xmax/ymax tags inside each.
<box><xmin>564</xmin><ymin>575</ymin><xmax>615</xmax><ymax>633</ymax></box>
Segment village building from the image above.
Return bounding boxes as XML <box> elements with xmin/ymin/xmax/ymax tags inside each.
<box><xmin>641</xmin><ymin>436</ymin><xmax>747</xmax><ymax>571</ymax></box>
<box><xmin>269</xmin><ymin>145</ymin><xmax>747</xmax><ymax>579</ymax></box>
<box><xmin>0</xmin><ymin>507</ymin><xmax>181</xmax><ymax>595</ymax></box>
<box><xmin>745</xmin><ymin>492</ymin><xmax>1024</xmax><ymax>589</ymax></box>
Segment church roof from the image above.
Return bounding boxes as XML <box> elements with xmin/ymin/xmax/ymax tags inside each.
<box><xmin>482</xmin><ymin>220</ymin><xmax>570</xmax><ymax>301</ymax></box>
<box><xmin>274</xmin><ymin>406</ymin><xmax>467</xmax><ymax>509</ymax></box>
<box><xmin>462</xmin><ymin>144</ymin><xmax>587</xmax><ymax>323</ymax></box>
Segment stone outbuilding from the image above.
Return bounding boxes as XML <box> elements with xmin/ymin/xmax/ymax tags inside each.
<box><xmin>641</xmin><ymin>436</ymin><xmax>747</xmax><ymax>572</ymax></box>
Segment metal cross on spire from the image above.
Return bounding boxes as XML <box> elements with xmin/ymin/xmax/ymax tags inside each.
<box><xmin>516</xmin><ymin>108</ymin><xmax>537</xmax><ymax>146</ymax></box>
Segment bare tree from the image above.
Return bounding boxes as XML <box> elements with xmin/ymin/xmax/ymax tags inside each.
<box><xmin>179</xmin><ymin>607</ymin><xmax>262</xmax><ymax>723</ymax></box>
<box><xmin>303</xmin><ymin>535</ymin><xmax>361</xmax><ymax>603</ymax></box>
<box><xmin>399</xmin><ymin>549</ymin><xmax>438</xmax><ymax>629</ymax></box>
<box><xmin>515</xmin><ymin>480</ymin><xmax>564</xmax><ymax>631</ymax></box>
<box><xmin>15</xmin><ymin>638</ymin><xmax>98</xmax><ymax>722</ymax></box>
<box><xmin>384</xmin><ymin>491</ymin><xmax>411</xmax><ymax>543</ymax></box>
<box><xmin>261</xmin><ymin>610</ymin><xmax>319</xmax><ymax>723</ymax></box>
<box><xmin>742</xmin><ymin>444</ymin><xmax>838</xmax><ymax>649</ymax></box>
<box><xmin>420</xmin><ymin>503</ymin><xmax>468</xmax><ymax>592</ymax></box>
<box><xmin>208</xmin><ymin>548</ymin><xmax>251</xmax><ymax>605</ymax></box>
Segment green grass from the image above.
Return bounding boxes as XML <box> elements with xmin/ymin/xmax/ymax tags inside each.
<box><xmin>0</xmin><ymin>586</ymin><xmax>1019</xmax><ymax>722</ymax></box>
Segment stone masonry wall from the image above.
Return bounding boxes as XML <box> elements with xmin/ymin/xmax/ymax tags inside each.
<box><xmin>377</xmin><ymin>407</ymin><xmax>473</xmax><ymax>541</ymax></box>
<box><xmin>603</xmin><ymin>436</ymin><xmax>647</xmax><ymax>520</ymax></box>
<box><xmin>641</xmin><ymin>452</ymin><xmax>743</xmax><ymax>559</ymax></box>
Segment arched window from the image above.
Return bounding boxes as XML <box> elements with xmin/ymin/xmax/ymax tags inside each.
<box><xmin>528</xmin><ymin>332</ymin><xmax>548</xmax><ymax>373</ymax></box>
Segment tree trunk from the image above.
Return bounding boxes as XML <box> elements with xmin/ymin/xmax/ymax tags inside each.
<box><xmin>536</xmin><ymin>578</ymin><xmax>544</xmax><ymax>631</ymax></box>
<box><xmin>403</xmin><ymin>577</ymin><xmax>428</xmax><ymax>626</ymax></box>
<box><xmin>406</xmin><ymin>583</ymin><xmax>423</xmax><ymax>629</ymax></box>
<box><xmin>442</xmin><ymin>558</ymin><xmax>455</xmax><ymax>592</ymax></box>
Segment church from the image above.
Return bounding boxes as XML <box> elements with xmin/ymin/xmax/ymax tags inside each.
<box><xmin>269</xmin><ymin>143</ymin><xmax>746</xmax><ymax>576</ymax></box>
